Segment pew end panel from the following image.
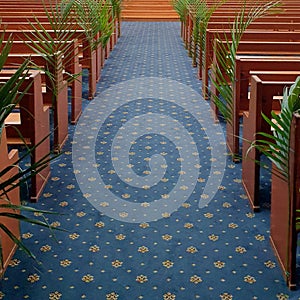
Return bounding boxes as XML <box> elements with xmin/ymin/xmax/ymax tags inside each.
<box><xmin>4</xmin><ymin>53</ymin><xmax>69</xmax><ymax>152</ymax></box>
<box><xmin>242</xmin><ymin>73</ymin><xmax>298</xmax><ymax>211</ymax></box>
<box><xmin>4</xmin><ymin>70</ymin><xmax>51</xmax><ymax>202</ymax></box>
<box><xmin>270</xmin><ymin>112</ymin><xmax>300</xmax><ymax>290</ymax></box>
<box><xmin>231</xmin><ymin>56</ymin><xmax>300</xmax><ymax>159</ymax></box>
<box><xmin>0</xmin><ymin>127</ymin><xmax>20</xmax><ymax>277</ymax></box>
<box><xmin>0</xmin><ymin>38</ymin><xmax>83</xmax><ymax>125</ymax></box>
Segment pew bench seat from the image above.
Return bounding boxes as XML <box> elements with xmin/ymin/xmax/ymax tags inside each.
<box><xmin>3</xmin><ymin>69</ymin><xmax>51</xmax><ymax>202</ymax></box>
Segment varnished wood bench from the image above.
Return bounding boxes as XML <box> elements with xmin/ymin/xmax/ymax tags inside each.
<box><xmin>4</xmin><ymin>52</ymin><xmax>68</xmax><ymax>152</ymax></box>
<box><xmin>270</xmin><ymin>111</ymin><xmax>300</xmax><ymax>290</ymax></box>
<box><xmin>3</xmin><ymin>69</ymin><xmax>51</xmax><ymax>201</ymax></box>
<box><xmin>210</xmin><ymin>40</ymin><xmax>300</xmax><ymax>121</ymax></box>
<box><xmin>0</xmin><ymin>38</ymin><xmax>82</xmax><ymax>124</ymax></box>
<box><xmin>241</xmin><ymin>71</ymin><xmax>300</xmax><ymax>211</ymax></box>
<box><xmin>229</xmin><ymin>56</ymin><xmax>300</xmax><ymax>157</ymax></box>
<box><xmin>202</xmin><ymin>29</ymin><xmax>300</xmax><ymax>99</ymax></box>
<box><xmin>0</xmin><ymin>26</ymin><xmax>100</xmax><ymax>100</ymax></box>
<box><xmin>187</xmin><ymin>19</ymin><xmax>300</xmax><ymax>66</ymax></box>
<box><xmin>183</xmin><ymin>3</ymin><xmax>300</xmax><ymax>60</ymax></box>
<box><xmin>0</xmin><ymin>6</ymin><xmax>118</xmax><ymax>95</ymax></box>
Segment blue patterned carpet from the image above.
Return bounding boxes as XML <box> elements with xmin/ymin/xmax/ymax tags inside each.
<box><xmin>1</xmin><ymin>22</ymin><xmax>300</xmax><ymax>300</ymax></box>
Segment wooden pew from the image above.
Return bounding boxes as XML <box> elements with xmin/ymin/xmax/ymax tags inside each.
<box><xmin>0</xmin><ymin>7</ymin><xmax>118</xmax><ymax>97</ymax></box>
<box><xmin>4</xmin><ymin>52</ymin><xmax>68</xmax><ymax>152</ymax></box>
<box><xmin>3</xmin><ymin>70</ymin><xmax>51</xmax><ymax>202</ymax></box>
<box><xmin>205</xmin><ymin>21</ymin><xmax>300</xmax><ymax>31</ymax></box>
<box><xmin>1</xmin><ymin>39</ymin><xmax>82</xmax><ymax>124</ymax></box>
<box><xmin>202</xmin><ymin>29</ymin><xmax>300</xmax><ymax>99</ymax></box>
<box><xmin>181</xmin><ymin>13</ymin><xmax>300</xmax><ymax>42</ymax></box>
<box><xmin>241</xmin><ymin>71</ymin><xmax>300</xmax><ymax>211</ymax></box>
<box><xmin>182</xmin><ymin>3</ymin><xmax>300</xmax><ymax>61</ymax></box>
<box><xmin>210</xmin><ymin>39</ymin><xmax>300</xmax><ymax>144</ymax></box>
<box><xmin>210</xmin><ymin>40</ymin><xmax>300</xmax><ymax>121</ymax></box>
<box><xmin>0</xmin><ymin>1</ymin><xmax>115</xmax><ymax>98</ymax></box>
<box><xmin>190</xmin><ymin>21</ymin><xmax>300</xmax><ymax>67</ymax></box>
<box><xmin>0</xmin><ymin>127</ymin><xmax>20</xmax><ymax>277</ymax></box>
<box><xmin>270</xmin><ymin>111</ymin><xmax>300</xmax><ymax>290</ymax></box>
<box><xmin>183</xmin><ymin>2</ymin><xmax>300</xmax><ymax>69</ymax></box>
<box><xmin>203</xmin><ymin>9</ymin><xmax>300</xmax><ymax>17</ymax></box>
<box><xmin>228</xmin><ymin>56</ymin><xmax>300</xmax><ymax>157</ymax></box>
<box><xmin>0</xmin><ymin>27</ymin><xmax>97</xmax><ymax>100</ymax></box>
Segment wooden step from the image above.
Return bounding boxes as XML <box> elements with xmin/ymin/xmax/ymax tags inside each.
<box><xmin>122</xmin><ymin>11</ymin><xmax>178</xmax><ymax>15</ymax></box>
<box><xmin>123</xmin><ymin>0</ymin><xmax>175</xmax><ymax>4</ymax></box>
<box><xmin>122</xmin><ymin>17</ymin><xmax>180</xmax><ymax>21</ymax></box>
<box><xmin>122</xmin><ymin>0</ymin><xmax>179</xmax><ymax>21</ymax></box>
<box><xmin>123</xmin><ymin>5</ymin><xmax>176</xmax><ymax>10</ymax></box>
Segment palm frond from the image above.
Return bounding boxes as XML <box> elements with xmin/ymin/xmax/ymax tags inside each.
<box><xmin>171</xmin><ymin>0</ymin><xmax>189</xmax><ymax>23</ymax></box>
<box><xmin>249</xmin><ymin>76</ymin><xmax>300</xmax><ymax>180</ymax></box>
<box><xmin>23</xmin><ymin>0</ymin><xmax>81</xmax><ymax>95</ymax></box>
<box><xmin>0</xmin><ymin>138</ymin><xmax>55</xmax><ymax>197</ymax></box>
<box><xmin>0</xmin><ymin>32</ymin><xmax>13</xmax><ymax>70</ymax></box>
<box><xmin>0</xmin><ymin>61</ymin><xmax>30</xmax><ymax>139</ymax></box>
<box><xmin>110</xmin><ymin>0</ymin><xmax>122</xmax><ymax>19</ymax></box>
<box><xmin>189</xmin><ymin>0</ymin><xmax>226</xmax><ymax>65</ymax></box>
<box><xmin>109</xmin><ymin>0</ymin><xmax>122</xmax><ymax>37</ymax></box>
<box><xmin>73</xmin><ymin>0</ymin><xmax>114</xmax><ymax>50</ymax></box>
<box><xmin>0</xmin><ymin>207</ymin><xmax>66</xmax><ymax>268</ymax></box>
<box><xmin>210</xmin><ymin>0</ymin><xmax>281</xmax><ymax>123</ymax></box>
<box><xmin>0</xmin><ymin>24</ymin><xmax>65</xmax><ymax>272</ymax></box>
<box><xmin>0</xmin><ymin>223</ymin><xmax>36</xmax><ymax>261</ymax></box>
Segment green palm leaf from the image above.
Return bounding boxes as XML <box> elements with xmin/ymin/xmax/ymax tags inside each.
<box><xmin>210</xmin><ymin>0</ymin><xmax>281</xmax><ymax>123</ymax></box>
<box><xmin>72</xmin><ymin>0</ymin><xmax>114</xmax><ymax>50</ymax></box>
<box><xmin>23</xmin><ymin>0</ymin><xmax>81</xmax><ymax>96</ymax></box>
<box><xmin>248</xmin><ymin>77</ymin><xmax>300</xmax><ymax>232</ymax></box>
<box><xmin>249</xmin><ymin>76</ymin><xmax>300</xmax><ymax>180</ymax></box>
<box><xmin>110</xmin><ymin>0</ymin><xmax>122</xmax><ymax>37</ymax></box>
<box><xmin>171</xmin><ymin>0</ymin><xmax>189</xmax><ymax>23</ymax></box>
<box><xmin>0</xmin><ymin>25</ymin><xmax>65</xmax><ymax>272</ymax></box>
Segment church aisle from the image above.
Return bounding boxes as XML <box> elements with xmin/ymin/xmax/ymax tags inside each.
<box><xmin>0</xmin><ymin>22</ymin><xmax>299</xmax><ymax>300</ymax></box>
